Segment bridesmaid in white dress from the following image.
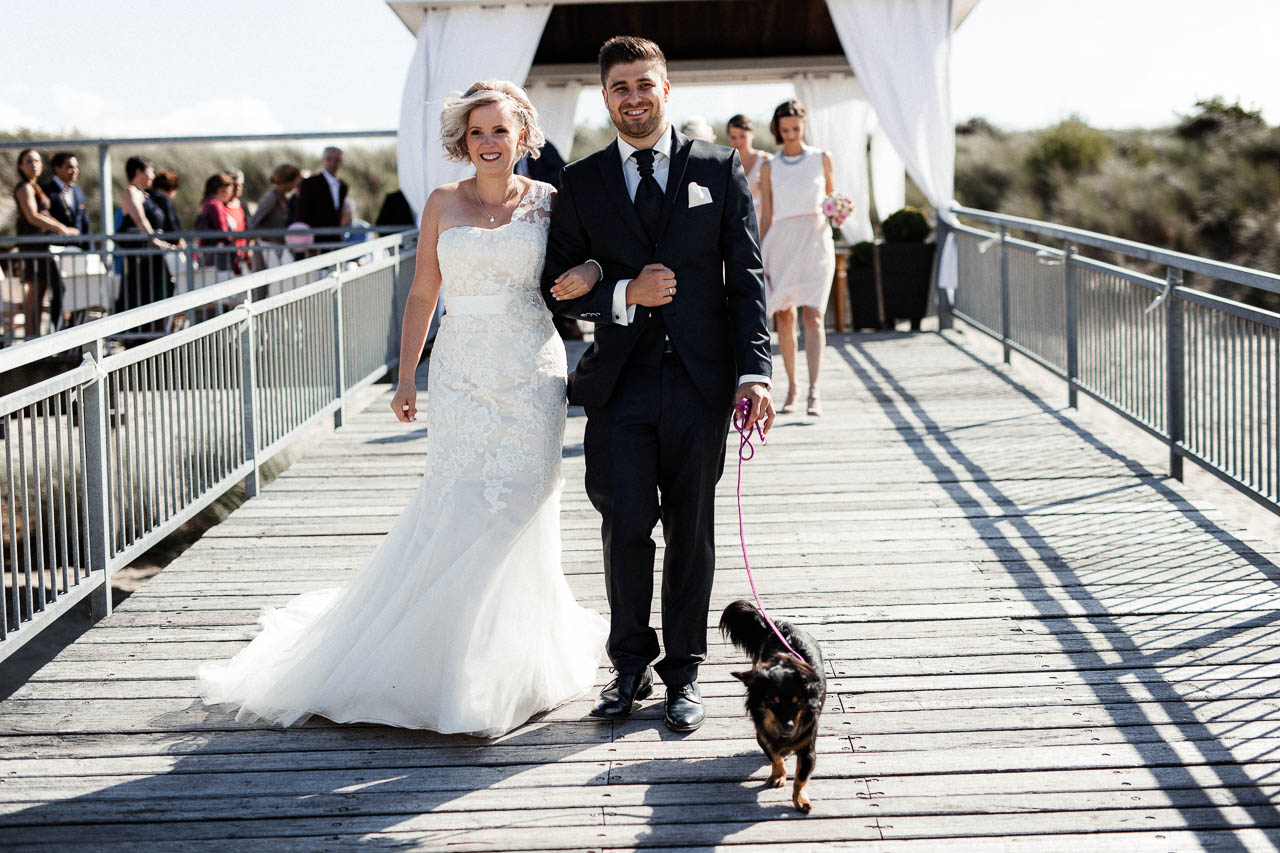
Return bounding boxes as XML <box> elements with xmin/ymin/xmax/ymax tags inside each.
<box><xmin>726</xmin><ymin>114</ymin><xmax>772</xmax><ymax>227</ymax></box>
<box><xmin>759</xmin><ymin>100</ymin><xmax>835</xmax><ymax>417</ymax></box>
<box><xmin>198</xmin><ymin>81</ymin><xmax>609</xmax><ymax>737</ymax></box>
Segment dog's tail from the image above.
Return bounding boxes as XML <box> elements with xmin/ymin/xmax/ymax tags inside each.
<box><xmin>719</xmin><ymin>599</ymin><xmax>773</xmax><ymax>662</ymax></box>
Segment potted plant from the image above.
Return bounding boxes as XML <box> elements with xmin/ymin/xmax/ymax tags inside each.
<box><xmin>878</xmin><ymin>207</ymin><xmax>935</xmax><ymax>331</ymax></box>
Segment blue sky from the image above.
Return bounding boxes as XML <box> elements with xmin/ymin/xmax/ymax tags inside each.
<box><xmin>3</xmin><ymin>0</ymin><xmax>1276</xmax><ymax>144</ymax></box>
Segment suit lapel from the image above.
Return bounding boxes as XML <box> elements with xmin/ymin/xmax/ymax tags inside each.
<box><xmin>598</xmin><ymin>140</ymin><xmax>652</xmax><ymax>249</ymax></box>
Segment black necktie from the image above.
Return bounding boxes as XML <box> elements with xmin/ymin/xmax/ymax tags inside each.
<box><xmin>631</xmin><ymin>148</ymin><xmax>663</xmax><ymax>243</ymax></box>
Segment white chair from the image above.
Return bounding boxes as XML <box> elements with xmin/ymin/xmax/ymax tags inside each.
<box><xmin>50</xmin><ymin>245</ymin><xmax>121</xmax><ymax>315</ymax></box>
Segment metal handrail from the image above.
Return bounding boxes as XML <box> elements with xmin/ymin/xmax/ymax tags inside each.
<box><xmin>952</xmin><ymin>205</ymin><xmax>1280</xmax><ymax>296</ymax></box>
<box><xmin>0</xmin><ymin>229</ymin><xmax>417</xmax><ymax>659</ymax></box>
<box><xmin>946</xmin><ymin>205</ymin><xmax>1279</xmax><ymax>516</ymax></box>
<box><xmin>0</xmin><ymin>233</ymin><xmax>409</xmax><ymax>371</ymax></box>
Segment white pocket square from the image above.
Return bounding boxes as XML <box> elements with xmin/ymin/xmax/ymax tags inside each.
<box><xmin>687</xmin><ymin>182</ymin><xmax>713</xmax><ymax>208</ymax></box>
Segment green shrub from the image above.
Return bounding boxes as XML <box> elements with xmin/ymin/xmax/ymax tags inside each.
<box><xmin>881</xmin><ymin>207</ymin><xmax>931</xmax><ymax>243</ymax></box>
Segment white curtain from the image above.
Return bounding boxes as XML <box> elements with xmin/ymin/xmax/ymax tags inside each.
<box><xmin>792</xmin><ymin>74</ymin><xmax>875</xmax><ymax>245</ymax></box>
<box><xmin>525</xmin><ymin>81</ymin><xmax>583</xmax><ymax>160</ymax></box>
<box><xmin>869</xmin><ymin>124</ymin><xmax>906</xmax><ymax>220</ymax></box>
<box><xmin>825</xmin><ymin>0</ymin><xmax>958</xmax><ymax>290</ymax></box>
<box><xmin>396</xmin><ymin>3</ymin><xmax>553</xmax><ymax>219</ymax></box>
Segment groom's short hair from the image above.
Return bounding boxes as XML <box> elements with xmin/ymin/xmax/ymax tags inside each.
<box><xmin>598</xmin><ymin>36</ymin><xmax>666</xmax><ymax>87</ymax></box>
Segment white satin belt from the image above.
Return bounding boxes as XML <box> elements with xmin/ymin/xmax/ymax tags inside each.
<box><xmin>445</xmin><ymin>294</ymin><xmax>523</xmax><ymax>315</ymax></box>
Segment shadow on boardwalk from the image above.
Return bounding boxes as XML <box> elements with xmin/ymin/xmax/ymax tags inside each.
<box><xmin>838</xmin><ymin>333</ymin><xmax>1280</xmax><ymax>852</ymax></box>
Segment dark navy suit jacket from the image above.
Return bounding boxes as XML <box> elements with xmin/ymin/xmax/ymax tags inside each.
<box><xmin>540</xmin><ymin>128</ymin><xmax>771</xmax><ymax>409</ymax></box>
<box><xmin>42</xmin><ymin>180</ymin><xmax>91</xmax><ymax>235</ymax></box>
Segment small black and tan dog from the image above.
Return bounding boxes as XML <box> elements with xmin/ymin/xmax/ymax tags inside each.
<box><xmin>720</xmin><ymin>599</ymin><xmax>826</xmax><ymax>813</ymax></box>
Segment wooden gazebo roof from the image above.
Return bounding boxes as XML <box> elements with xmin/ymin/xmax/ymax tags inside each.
<box><xmin>388</xmin><ymin>0</ymin><xmax>979</xmax><ymax>84</ymax></box>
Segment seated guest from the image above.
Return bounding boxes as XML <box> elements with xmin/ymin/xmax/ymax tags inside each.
<box><xmin>149</xmin><ymin>170</ymin><xmax>184</xmax><ymax>246</ymax></box>
<box><xmin>13</xmin><ymin>149</ymin><xmax>77</xmax><ymax>336</ymax></box>
<box><xmin>295</xmin><ymin>146</ymin><xmax>347</xmax><ymax>246</ymax></box>
<box><xmin>115</xmin><ymin>156</ymin><xmax>176</xmax><ymax>324</ymax></box>
<box><xmin>249</xmin><ymin>164</ymin><xmax>302</xmax><ymax>268</ymax></box>
<box><xmin>41</xmin><ymin>151</ymin><xmax>91</xmax><ymax>242</ymax></box>
<box><xmin>197</xmin><ymin>172</ymin><xmax>238</xmax><ymax>274</ymax></box>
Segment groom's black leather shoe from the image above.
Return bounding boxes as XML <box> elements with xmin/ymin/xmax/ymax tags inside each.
<box><xmin>664</xmin><ymin>681</ymin><xmax>705</xmax><ymax>732</ymax></box>
<box><xmin>590</xmin><ymin>667</ymin><xmax>654</xmax><ymax>720</ymax></box>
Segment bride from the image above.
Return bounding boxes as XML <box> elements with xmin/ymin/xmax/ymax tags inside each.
<box><xmin>198</xmin><ymin>80</ymin><xmax>609</xmax><ymax>737</ymax></box>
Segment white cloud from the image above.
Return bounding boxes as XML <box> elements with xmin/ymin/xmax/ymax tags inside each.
<box><xmin>3</xmin><ymin>84</ymin><xmax>285</xmax><ymax>138</ymax></box>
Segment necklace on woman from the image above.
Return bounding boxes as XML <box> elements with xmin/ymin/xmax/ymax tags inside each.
<box><xmin>474</xmin><ymin>180</ymin><xmax>516</xmax><ymax>224</ymax></box>
<box><xmin>778</xmin><ymin>148</ymin><xmax>805</xmax><ymax>165</ymax></box>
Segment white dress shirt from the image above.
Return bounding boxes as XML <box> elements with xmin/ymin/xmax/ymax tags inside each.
<box><xmin>52</xmin><ymin>175</ymin><xmax>75</xmax><ymax>212</ymax></box>
<box><xmin>606</xmin><ymin>129</ymin><xmax>770</xmax><ymax>390</ymax></box>
<box><xmin>321</xmin><ymin>169</ymin><xmax>341</xmax><ymax>210</ymax></box>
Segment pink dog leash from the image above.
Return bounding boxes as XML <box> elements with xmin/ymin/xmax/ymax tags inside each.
<box><xmin>733</xmin><ymin>397</ymin><xmax>801</xmax><ymax>659</ymax></box>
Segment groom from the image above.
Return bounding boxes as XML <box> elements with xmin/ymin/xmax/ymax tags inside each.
<box><xmin>541</xmin><ymin>36</ymin><xmax>774</xmax><ymax>732</ymax></box>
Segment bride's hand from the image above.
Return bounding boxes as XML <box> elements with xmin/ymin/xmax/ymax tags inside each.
<box><xmin>550</xmin><ymin>262</ymin><xmax>601</xmax><ymax>300</ymax></box>
<box><xmin>391</xmin><ymin>384</ymin><xmax>418</xmax><ymax>423</ymax></box>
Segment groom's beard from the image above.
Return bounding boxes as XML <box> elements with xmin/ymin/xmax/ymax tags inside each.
<box><xmin>610</xmin><ymin>102</ymin><xmax>665</xmax><ymax>141</ymax></box>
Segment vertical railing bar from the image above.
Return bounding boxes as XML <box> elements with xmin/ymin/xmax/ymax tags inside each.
<box><xmin>54</xmin><ymin>392</ymin><xmax>70</xmax><ymax>594</ymax></box>
<box><xmin>28</xmin><ymin>404</ymin><xmax>47</xmax><ymax>612</ymax></box>
<box><xmin>144</xmin><ymin>356</ymin><xmax>159</xmax><ymax>533</ymax></box>
<box><xmin>84</xmin><ymin>341</ymin><xmax>113</xmax><ymax>619</ymax></box>
<box><xmin>67</xmin><ymin>388</ymin><xmax>84</xmax><ymax>583</ymax></box>
<box><xmin>199</xmin><ymin>333</ymin><xmax>212</xmax><ymax>495</ymax></box>
<box><xmin>3</xmin><ymin>415</ymin><xmax>16</xmax><ymax>636</ymax></box>
<box><xmin>1165</xmin><ymin>269</ymin><xmax>1185</xmax><ymax>481</ymax></box>
<box><xmin>240</xmin><ymin>300</ymin><xmax>259</xmax><ymax>499</ymax></box>
<box><xmin>999</xmin><ymin>226</ymin><xmax>1010</xmax><ymax>364</ymax></box>
<box><xmin>129</xmin><ymin>362</ymin><xmax>143</xmax><ymax>547</ymax></box>
<box><xmin>180</xmin><ymin>344</ymin><xmax>193</xmax><ymax>504</ymax></box>
<box><xmin>161</xmin><ymin>350</ymin><xmax>174</xmax><ymax>521</ymax></box>
<box><xmin>39</xmin><ymin>398</ymin><xmax>56</xmax><ymax>605</ymax></box>
<box><xmin>17</xmin><ymin>407</ymin><xmax>33</xmax><ymax>620</ymax></box>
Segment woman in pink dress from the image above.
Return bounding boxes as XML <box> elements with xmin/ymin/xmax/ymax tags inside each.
<box><xmin>759</xmin><ymin>99</ymin><xmax>835</xmax><ymax>416</ymax></box>
<box><xmin>726</xmin><ymin>114</ymin><xmax>772</xmax><ymax>226</ymax></box>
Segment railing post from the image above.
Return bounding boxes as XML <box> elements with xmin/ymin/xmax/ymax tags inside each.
<box><xmin>999</xmin><ymin>225</ymin><xmax>1011</xmax><ymax>363</ymax></box>
<box><xmin>332</xmin><ymin>272</ymin><xmax>346</xmax><ymax>429</ymax></box>
<box><xmin>1064</xmin><ymin>240</ymin><xmax>1078</xmax><ymax>408</ymax></box>
<box><xmin>934</xmin><ymin>216</ymin><xmax>954</xmax><ymax>331</ymax></box>
<box><xmin>1165</xmin><ymin>268</ymin><xmax>1185</xmax><ymax>480</ymax></box>
<box><xmin>82</xmin><ymin>341</ymin><xmax>113</xmax><ymax>619</ymax></box>
<box><xmin>239</xmin><ymin>298</ymin><xmax>260</xmax><ymax>498</ymax></box>
<box><xmin>97</xmin><ymin>144</ymin><xmax>113</xmax><ymax>251</ymax></box>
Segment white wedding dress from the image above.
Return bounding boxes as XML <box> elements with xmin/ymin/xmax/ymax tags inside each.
<box><xmin>198</xmin><ymin>181</ymin><xmax>608</xmax><ymax>737</ymax></box>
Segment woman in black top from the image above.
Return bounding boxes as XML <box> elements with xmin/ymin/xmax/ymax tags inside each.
<box><xmin>12</xmin><ymin>148</ymin><xmax>78</xmax><ymax>337</ymax></box>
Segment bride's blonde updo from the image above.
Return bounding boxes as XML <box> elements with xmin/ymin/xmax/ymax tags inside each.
<box><xmin>440</xmin><ymin>80</ymin><xmax>546</xmax><ymax>164</ymax></box>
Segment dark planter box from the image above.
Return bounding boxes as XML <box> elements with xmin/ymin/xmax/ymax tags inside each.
<box><xmin>847</xmin><ymin>262</ymin><xmax>887</xmax><ymax>331</ymax></box>
<box><xmin>880</xmin><ymin>243</ymin><xmax>936</xmax><ymax>329</ymax></box>
<box><xmin>846</xmin><ymin>242</ymin><xmax>936</xmax><ymax>331</ymax></box>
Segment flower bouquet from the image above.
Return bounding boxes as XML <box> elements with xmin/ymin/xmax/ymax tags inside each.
<box><xmin>821</xmin><ymin>192</ymin><xmax>855</xmax><ymax>228</ymax></box>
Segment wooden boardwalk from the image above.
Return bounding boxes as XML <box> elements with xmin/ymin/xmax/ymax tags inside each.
<box><xmin>3</xmin><ymin>329</ymin><xmax>1280</xmax><ymax>852</ymax></box>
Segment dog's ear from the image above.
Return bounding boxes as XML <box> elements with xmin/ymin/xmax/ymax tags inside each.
<box><xmin>731</xmin><ymin>670</ymin><xmax>755</xmax><ymax>685</ymax></box>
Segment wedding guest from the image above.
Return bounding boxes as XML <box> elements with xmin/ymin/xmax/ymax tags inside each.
<box><xmin>42</xmin><ymin>151</ymin><xmax>91</xmax><ymax>238</ymax></box>
<box><xmin>116</xmin><ymin>156</ymin><xmax>176</xmax><ymax>322</ymax></box>
<box><xmin>759</xmin><ymin>99</ymin><xmax>836</xmax><ymax>417</ymax></box>
<box><xmin>149</xmin><ymin>170</ymin><xmax>184</xmax><ymax>246</ymax></box>
<box><xmin>249</xmin><ymin>164</ymin><xmax>302</xmax><ymax>268</ymax></box>
<box><xmin>726</xmin><ymin>115</ymin><xmax>771</xmax><ymax>226</ymax></box>
<box><xmin>295</xmin><ymin>146</ymin><xmax>347</xmax><ymax>246</ymax></box>
<box><xmin>12</xmin><ymin>149</ymin><xmax>77</xmax><ymax>336</ymax></box>
<box><xmin>514</xmin><ymin>138</ymin><xmax>566</xmax><ymax>188</ymax></box>
<box><xmin>679</xmin><ymin>115</ymin><xmax>716</xmax><ymax>142</ymax></box>
<box><xmin>197</xmin><ymin>171</ymin><xmax>238</xmax><ymax>273</ymax></box>
<box><xmin>225</xmin><ymin>169</ymin><xmax>251</xmax><ymax>272</ymax></box>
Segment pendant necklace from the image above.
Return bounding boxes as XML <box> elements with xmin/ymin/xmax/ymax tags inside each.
<box><xmin>474</xmin><ymin>180</ymin><xmax>514</xmax><ymax>224</ymax></box>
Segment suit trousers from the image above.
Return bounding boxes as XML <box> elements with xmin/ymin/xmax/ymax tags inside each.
<box><xmin>583</xmin><ymin>337</ymin><xmax>731</xmax><ymax>687</ymax></box>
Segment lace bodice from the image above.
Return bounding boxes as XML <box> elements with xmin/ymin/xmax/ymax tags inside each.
<box><xmin>426</xmin><ymin>179</ymin><xmax>566</xmax><ymax>514</ymax></box>
<box><xmin>437</xmin><ymin>181</ymin><xmax>554</xmax><ymax>322</ymax></box>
